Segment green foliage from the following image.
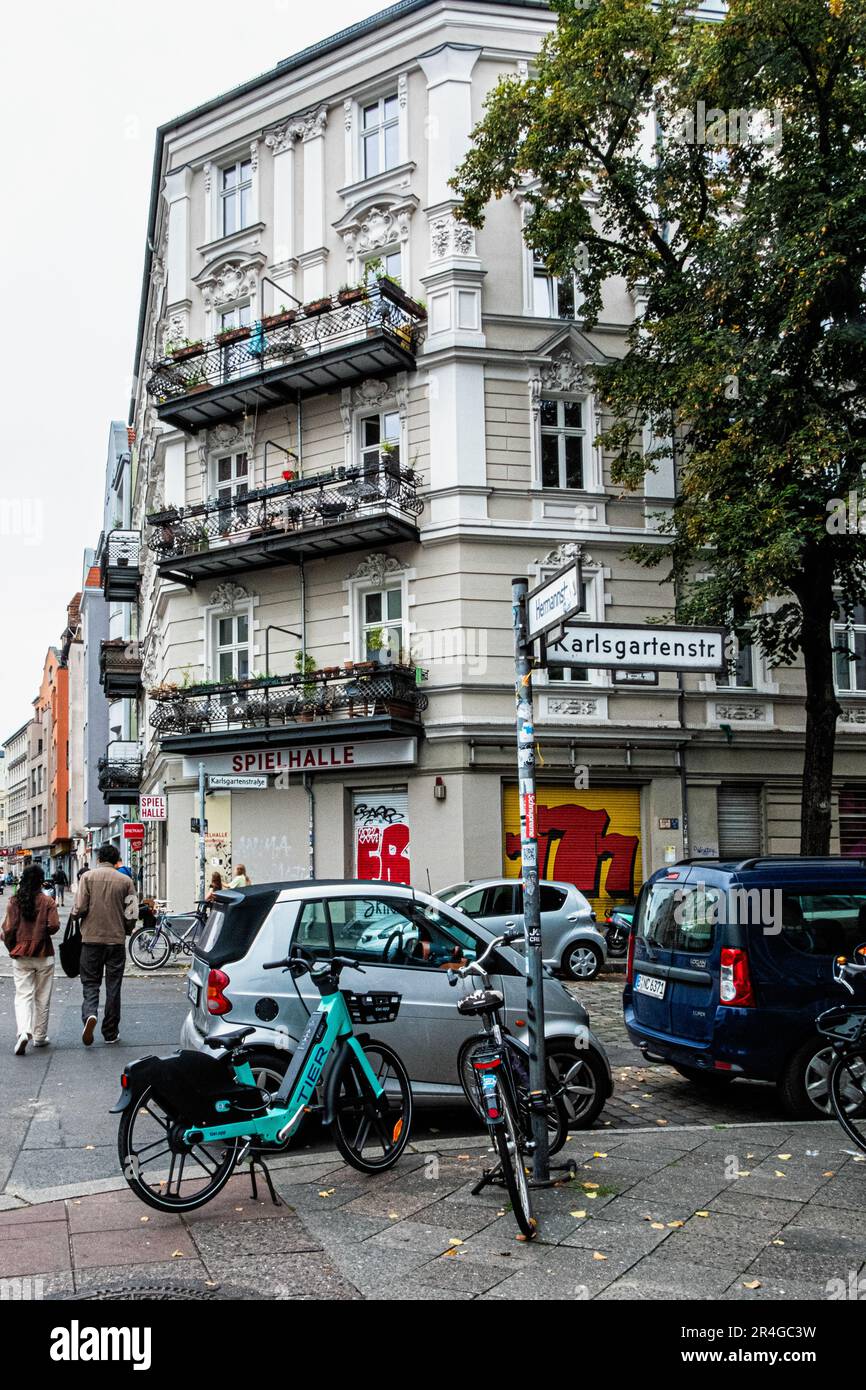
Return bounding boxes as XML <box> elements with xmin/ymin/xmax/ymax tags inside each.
<box><xmin>453</xmin><ymin>0</ymin><xmax>866</xmax><ymax>663</ymax></box>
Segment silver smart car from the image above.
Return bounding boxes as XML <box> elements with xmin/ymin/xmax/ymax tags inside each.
<box><xmin>436</xmin><ymin>879</ymin><xmax>608</xmax><ymax>980</ymax></box>
<box><xmin>180</xmin><ymin>880</ymin><xmax>613</xmax><ymax>1128</ymax></box>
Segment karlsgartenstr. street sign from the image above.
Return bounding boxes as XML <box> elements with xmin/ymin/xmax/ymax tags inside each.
<box><xmin>526</xmin><ymin>561</ymin><xmax>582</xmax><ymax>640</ymax></box>
<box><xmin>544</xmin><ymin>621</ymin><xmax>727</xmax><ymax>673</ymax></box>
<box><xmin>207</xmin><ymin>775</ymin><xmax>269</xmax><ymax>791</ymax></box>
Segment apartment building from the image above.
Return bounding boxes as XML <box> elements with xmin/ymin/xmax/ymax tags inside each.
<box><xmin>79</xmin><ymin>553</ymin><xmax>111</xmax><ymax>858</ymax></box>
<box><xmin>3</xmin><ymin>723</ymin><xmax>29</xmax><ymax>874</ymax></box>
<box><xmin>118</xmin><ymin>0</ymin><xmax>865</xmax><ymax>911</ymax></box>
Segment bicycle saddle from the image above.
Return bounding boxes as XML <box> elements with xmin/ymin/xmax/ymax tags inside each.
<box><xmin>457</xmin><ymin>989</ymin><xmax>505</xmax><ymax>1017</ymax></box>
<box><xmin>203</xmin><ymin>1026</ymin><xmax>256</xmax><ymax>1050</ymax></box>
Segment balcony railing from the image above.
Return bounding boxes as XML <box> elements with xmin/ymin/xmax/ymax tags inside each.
<box><xmin>145</xmin><ymin>461</ymin><xmax>423</xmax><ymax>583</ymax></box>
<box><xmin>102</xmin><ymin>529</ymin><xmax>141</xmax><ymax>603</ymax></box>
<box><xmin>99</xmin><ymin>640</ymin><xmax>143</xmax><ymax>699</ymax></box>
<box><xmin>149</xmin><ymin>664</ymin><xmax>428</xmax><ymax>739</ymax></box>
<box><xmin>146</xmin><ymin>279</ymin><xmax>426</xmax><ymax>433</ymax></box>
<box><xmin>97</xmin><ymin>741</ymin><xmax>142</xmax><ymax>805</ymax></box>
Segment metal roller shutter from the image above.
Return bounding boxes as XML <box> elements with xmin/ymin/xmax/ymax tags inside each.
<box><xmin>840</xmin><ymin>787</ymin><xmax>866</xmax><ymax>858</ymax></box>
<box><xmin>717</xmin><ymin>785</ymin><xmax>762</xmax><ymax>860</ymax></box>
<box><xmin>353</xmin><ymin>788</ymin><xmax>410</xmax><ymax>883</ymax></box>
<box><xmin>502</xmin><ymin>783</ymin><xmax>643</xmax><ymax>917</ymax></box>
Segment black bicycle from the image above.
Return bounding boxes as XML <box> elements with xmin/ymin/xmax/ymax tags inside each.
<box><xmin>447</xmin><ymin>929</ymin><xmax>568</xmax><ymax>1239</ymax></box>
<box><xmin>128</xmin><ymin>900</ymin><xmax>206</xmax><ymax>970</ymax></box>
<box><xmin>817</xmin><ymin>946</ymin><xmax>866</xmax><ymax>1154</ymax></box>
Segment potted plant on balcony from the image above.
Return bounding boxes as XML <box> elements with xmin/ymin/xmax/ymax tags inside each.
<box><xmin>303</xmin><ymin>295</ymin><xmax>334</xmax><ymax>317</ymax></box>
<box><xmin>169</xmin><ymin>338</ymin><xmax>204</xmax><ymax>361</ymax></box>
<box><xmin>215</xmin><ymin>324</ymin><xmax>249</xmax><ymax>346</ymax></box>
<box><xmin>337</xmin><ymin>281</ymin><xmax>366</xmax><ymax>307</ymax></box>
<box><xmin>261</xmin><ymin>304</ymin><xmax>297</xmax><ymax>330</ymax></box>
<box><xmin>294</xmin><ymin>651</ymin><xmax>317</xmax><ymax>720</ymax></box>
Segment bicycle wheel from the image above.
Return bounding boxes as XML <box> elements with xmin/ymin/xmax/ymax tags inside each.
<box><xmin>331</xmin><ymin>1040</ymin><xmax>413</xmax><ymax>1174</ymax></box>
<box><xmin>459</xmin><ymin>1037</ymin><xmax>568</xmax><ymax>1156</ymax></box>
<box><xmin>829</xmin><ymin>1051</ymin><xmax>866</xmax><ymax>1153</ymax></box>
<box><xmin>129</xmin><ymin>925</ymin><xmax>171</xmax><ymax>970</ymax></box>
<box><xmin>490</xmin><ymin>1080</ymin><xmax>537</xmax><ymax>1240</ymax></box>
<box><xmin>117</xmin><ymin>1084</ymin><xmax>241</xmax><ymax>1212</ymax></box>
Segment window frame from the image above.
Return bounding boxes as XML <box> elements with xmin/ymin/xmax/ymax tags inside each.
<box><xmin>219</xmin><ymin>156</ymin><xmax>254</xmax><ymax>239</ymax></box>
<box><xmin>834</xmin><ymin>601</ymin><xmax>866</xmax><ymax>695</ymax></box>
<box><xmin>539</xmin><ymin>396</ymin><xmax>588</xmax><ymax>491</ymax></box>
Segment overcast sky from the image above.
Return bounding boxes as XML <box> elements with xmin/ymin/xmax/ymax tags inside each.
<box><xmin>0</xmin><ymin>0</ymin><xmax>381</xmax><ymax>743</ymax></box>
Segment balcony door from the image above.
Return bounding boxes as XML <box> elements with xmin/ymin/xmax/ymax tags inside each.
<box><xmin>219</xmin><ymin>303</ymin><xmax>253</xmax><ymax>382</ymax></box>
<box><xmin>214</xmin><ymin>613</ymin><xmax>250</xmax><ymax>687</ymax></box>
<box><xmin>212</xmin><ymin>452</ymin><xmax>249</xmax><ymax>542</ymax></box>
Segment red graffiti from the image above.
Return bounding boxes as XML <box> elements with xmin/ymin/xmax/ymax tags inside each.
<box><xmin>357</xmin><ymin>823</ymin><xmax>411</xmax><ymax>884</ymax></box>
<box><xmin>506</xmin><ymin>802</ymin><xmax>639</xmax><ymax>897</ymax></box>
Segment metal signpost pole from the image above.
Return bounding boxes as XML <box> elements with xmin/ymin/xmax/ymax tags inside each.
<box><xmin>198</xmin><ymin>762</ymin><xmax>206</xmax><ymax>904</ymax></box>
<box><xmin>512</xmin><ymin>577</ymin><xmax>549</xmax><ymax>1185</ymax></box>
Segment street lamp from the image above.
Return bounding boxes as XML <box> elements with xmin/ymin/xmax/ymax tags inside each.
<box><xmin>264</xmin><ymin>625</ymin><xmax>302</xmax><ymax>678</ymax></box>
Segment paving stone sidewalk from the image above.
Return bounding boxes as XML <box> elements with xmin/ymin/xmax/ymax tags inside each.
<box><xmin>2</xmin><ymin>1122</ymin><xmax>864</xmax><ymax>1301</ymax></box>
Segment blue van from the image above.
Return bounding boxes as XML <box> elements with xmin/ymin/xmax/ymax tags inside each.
<box><xmin>623</xmin><ymin>856</ymin><xmax>866</xmax><ymax>1117</ymax></box>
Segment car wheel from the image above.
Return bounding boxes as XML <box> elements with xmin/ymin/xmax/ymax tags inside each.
<box><xmin>672</xmin><ymin>1063</ymin><xmax>735</xmax><ymax>1089</ymax></box>
<box><xmin>778</xmin><ymin>1037</ymin><xmax>837</xmax><ymax>1119</ymax></box>
<box><xmin>546</xmin><ymin>1042</ymin><xmax>608</xmax><ymax>1129</ymax></box>
<box><xmin>561</xmin><ymin>941</ymin><xmax>603</xmax><ymax>981</ymax></box>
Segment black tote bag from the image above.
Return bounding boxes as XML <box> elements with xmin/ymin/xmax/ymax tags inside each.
<box><xmin>59</xmin><ymin>914</ymin><xmax>83</xmax><ymax>978</ymax></box>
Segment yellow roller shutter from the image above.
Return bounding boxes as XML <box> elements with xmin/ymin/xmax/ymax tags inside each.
<box><xmin>502</xmin><ymin>784</ymin><xmax>643</xmax><ymax>918</ymax></box>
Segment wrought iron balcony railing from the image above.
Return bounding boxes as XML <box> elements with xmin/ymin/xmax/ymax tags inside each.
<box><xmin>145</xmin><ymin>279</ymin><xmax>426</xmax><ymax>433</ymax></box>
<box><xmin>99</xmin><ymin>640</ymin><xmax>143</xmax><ymax>699</ymax></box>
<box><xmin>97</xmin><ymin>742</ymin><xmax>143</xmax><ymax>804</ymax></box>
<box><xmin>102</xmin><ymin>529</ymin><xmax>141</xmax><ymax>603</ymax></box>
<box><xmin>149</xmin><ymin>665</ymin><xmax>427</xmax><ymax>738</ymax></box>
<box><xmin>145</xmin><ymin>461</ymin><xmax>422</xmax><ymax>580</ymax></box>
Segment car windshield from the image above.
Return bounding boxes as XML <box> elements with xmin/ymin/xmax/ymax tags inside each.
<box><xmin>637</xmin><ymin>882</ymin><xmax>722</xmax><ymax>954</ymax></box>
<box><xmin>436</xmin><ymin>883</ymin><xmax>473</xmax><ymax>902</ymax></box>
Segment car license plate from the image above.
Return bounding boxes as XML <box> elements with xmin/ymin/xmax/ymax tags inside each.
<box><xmin>635</xmin><ymin>973</ymin><xmax>666</xmax><ymax>1000</ymax></box>
<box><xmin>187</xmin><ymin>979</ymin><xmax>200</xmax><ymax>1008</ymax></box>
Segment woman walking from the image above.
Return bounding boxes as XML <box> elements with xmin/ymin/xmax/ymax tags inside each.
<box><xmin>1</xmin><ymin>864</ymin><xmax>60</xmax><ymax>1055</ymax></box>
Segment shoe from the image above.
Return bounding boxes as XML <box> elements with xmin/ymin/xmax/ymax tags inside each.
<box><xmin>82</xmin><ymin>1015</ymin><xmax>97</xmax><ymax>1047</ymax></box>
<box><xmin>14</xmin><ymin>1033</ymin><xmax>28</xmax><ymax>1056</ymax></box>
<box><xmin>33</xmin><ymin>1038</ymin><xmax>50</xmax><ymax>1048</ymax></box>
<box><xmin>103</xmin><ymin>1035</ymin><xmax>119</xmax><ymax>1044</ymax></box>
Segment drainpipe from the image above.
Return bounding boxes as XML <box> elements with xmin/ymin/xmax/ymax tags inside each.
<box><xmin>303</xmin><ymin>773</ymin><xmax>315</xmax><ymax>879</ymax></box>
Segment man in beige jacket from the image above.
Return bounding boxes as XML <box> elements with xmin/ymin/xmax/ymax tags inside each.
<box><xmin>73</xmin><ymin>844</ymin><xmax>138</xmax><ymax>1046</ymax></box>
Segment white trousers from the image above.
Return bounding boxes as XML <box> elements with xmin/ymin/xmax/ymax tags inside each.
<box><xmin>11</xmin><ymin>957</ymin><xmax>55</xmax><ymax>1042</ymax></box>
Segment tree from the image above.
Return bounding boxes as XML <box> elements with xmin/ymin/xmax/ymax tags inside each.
<box><xmin>453</xmin><ymin>0</ymin><xmax>866</xmax><ymax>853</ymax></box>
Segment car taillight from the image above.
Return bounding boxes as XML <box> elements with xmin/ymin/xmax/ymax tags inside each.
<box><xmin>207</xmin><ymin>968</ymin><xmax>232</xmax><ymax>1015</ymax></box>
<box><xmin>626</xmin><ymin>928</ymin><xmax>636</xmax><ymax>984</ymax></box>
<box><xmin>720</xmin><ymin>948</ymin><xmax>754</xmax><ymax>1007</ymax></box>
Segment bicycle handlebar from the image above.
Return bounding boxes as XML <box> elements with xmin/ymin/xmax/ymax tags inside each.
<box><xmin>833</xmin><ymin>947</ymin><xmax>866</xmax><ymax>995</ymax></box>
<box><xmin>447</xmin><ymin>929</ymin><xmax>526</xmax><ymax>987</ymax></box>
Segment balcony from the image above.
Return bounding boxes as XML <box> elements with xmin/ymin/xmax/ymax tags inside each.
<box><xmin>146</xmin><ymin>279</ymin><xmax>426</xmax><ymax>434</ymax></box>
<box><xmin>97</xmin><ymin>742</ymin><xmax>142</xmax><ymax>806</ymax></box>
<box><xmin>148</xmin><ymin>664</ymin><xmax>427</xmax><ymax>756</ymax></box>
<box><xmin>145</xmin><ymin>461</ymin><xmax>423</xmax><ymax>585</ymax></box>
<box><xmin>99</xmin><ymin>640</ymin><xmax>143</xmax><ymax>699</ymax></box>
<box><xmin>102</xmin><ymin>529</ymin><xmax>141</xmax><ymax>603</ymax></box>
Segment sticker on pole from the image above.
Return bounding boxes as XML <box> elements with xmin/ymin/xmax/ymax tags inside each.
<box><xmin>526</xmin><ymin>561</ymin><xmax>582</xmax><ymax>641</ymax></box>
<box><xmin>522</xmin><ymin>793</ymin><xmax>537</xmax><ymax>839</ymax></box>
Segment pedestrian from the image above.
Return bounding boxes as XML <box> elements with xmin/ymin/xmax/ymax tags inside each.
<box><xmin>72</xmin><ymin>844</ymin><xmax>138</xmax><ymax>1047</ymax></box>
<box><xmin>78</xmin><ymin>862</ymin><xmax>90</xmax><ymax>882</ymax></box>
<box><xmin>1</xmin><ymin>864</ymin><xmax>60</xmax><ymax>1055</ymax></box>
<box><xmin>205</xmin><ymin>871</ymin><xmax>224</xmax><ymax>902</ymax></box>
<box><xmin>229</xmin><ymin>864</ymin><xmax>252</xmax><ymax>889</ymax></box>
<box><xmin>53</xmin><ymin>866</ymin><xmax>69</xmax><ymax>907</ymax></box>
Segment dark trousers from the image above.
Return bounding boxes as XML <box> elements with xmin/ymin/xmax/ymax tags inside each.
<box><xmin>80</xmin><ymin>943</ymin><xmax>126</xmax><ymax>1039</ymax></box>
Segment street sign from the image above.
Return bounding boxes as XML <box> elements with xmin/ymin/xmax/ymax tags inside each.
<box><xmin>544</xmin><ymin>621</ymin><xmax>727</xmax><ymax>673</ymax></box>
<box><xmin>129</xmin><ymin>838</ymin><xmax>144</xmax><ymax>852</ymax></box>
<box><xmin>140</xmin><ymin>795</ymin><xmax>167</xmax><ymax>820</ymax></box>
<box><xmin>526</xmin><ymin>561</ymin><xmax>582</xmax><ymax>641</ymax></box>
<box><xmin>207</xmin><ymin>775</ymin><xmax>268</xmax><ymax>791</ymax></box>
<box><xmin>190</xmin><ymin>818</ymin><xmax>208</xmax><ymax>834</ymax></box>
<box><xmin>123</xmin><ymin>823</ymin><xmax>145</xmax><ymax>839</ymax></box>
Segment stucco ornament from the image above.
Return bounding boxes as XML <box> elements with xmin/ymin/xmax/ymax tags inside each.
<box><xmin>350</xmin><ymin>554</ymin><xmax>405</xmax><ymax>587</ymax></box>
<box><xmin>209</xmin><ymin>582</ymin><xmax>252</xmax><ymax>613</ymax></box>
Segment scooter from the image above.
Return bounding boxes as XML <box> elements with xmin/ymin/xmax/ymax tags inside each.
<box><xmin>603</xmin><ymin>904</ymin><xmax>634</xmax><ymax>958</ymax></box>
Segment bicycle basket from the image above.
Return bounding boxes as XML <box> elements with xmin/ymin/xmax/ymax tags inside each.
<box><xmin>817</xmin><ymin>1006</ymin><xmax>866</xmax><ymax>1044</ymax></box>
<box><xmin>343</xmin><ymin>991</ymin><xmax>402</xmax><ymax>1024</ymax></box>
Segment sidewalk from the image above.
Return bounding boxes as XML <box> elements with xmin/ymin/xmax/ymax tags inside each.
<box><xmin>2</xmin><ymin>1122</ymin><xmax>864</xmax><ymax>1301</ymax></box>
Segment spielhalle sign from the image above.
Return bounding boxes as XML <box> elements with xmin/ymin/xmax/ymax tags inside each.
<box><xmin>545</xmin><ymin>622</ymin><xmax>727</xmax><ymax>674</ymax></box>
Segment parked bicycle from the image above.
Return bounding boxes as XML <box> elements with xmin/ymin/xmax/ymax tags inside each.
<box><xmin>128</xmin><ymin>900</ymin><xmax>205</xmax><ymax>970</ymax></box>
<box><xmin>817</xmin><ymin>946</ymin><xmax>866</xmax><ymax>1154</ymax></box>
<box><xmin>447</xmin><ymin>929</ymin><xmax>570</xmax><ymax>1239</ymax></box>
<box><xmin>113</xmin><ymin>948</ymin><xmax>413</xmax><ymax>1212</ymax></box>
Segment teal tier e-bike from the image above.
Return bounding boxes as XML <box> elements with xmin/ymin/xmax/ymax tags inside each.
<box><xmin>113</xmin><ymin>951</ymin><xmax>413</xmax><ymax>1212</ymax></box>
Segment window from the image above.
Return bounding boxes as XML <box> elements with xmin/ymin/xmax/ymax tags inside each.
<box><xmin>637</xmin><ymin>883</ymin><xmax>722</xmax><ymax>954</ymax></box>
<box><xmin>220</xmin><ymin>158</ymin><xmax>253</xmax><ymax>237</ymax></box>
<box><xmin>324</xmin><ymin>895</ymin><xmax>479</xmax><ymax>970</ymax></box>
<box><xmin>219</xmin><ymin>304</ymin><xmax>252</xmax><ymax>382</ymax></box>
<box><xmin>719</xmin><ymin>637</ymin><xmax>755</xmax><ymax>689</ymax></box>
<box><xmin>364</xmin><ymin>248</ymin><xmax>401</xmax><ymax>285</ymax></box>
<box><xmin>213</xmin><ymin>613</ymin><xmax>250</xmax><ymax>684</ymax></box>
<box><xmin>531</xmin><ymin>254</ymin><xmax>578</xmax><ymax>319</ymax></box>
<box><xmin>361</xmin><ymin>95</ymin><xmax>399</xmax><ymax>179</ymax></box>
<box><xmin>360</xmin><ymin>411</ymin><xmax>400</xmax><ymax>473</ymax></box>
<box><xmin>483</xmin><ymin>884</ymin><xmax>517</xmax><ymax>916</ymax></box>
<box><xmin>781</xmin><ymin>892</ymin><xmax>866</xmax><ymax>958</ymax></box>
<box><xmin>455</xmin><ymin>888</ymin><xmax>485</xmax><ymax>919</ymax></box>
<box><xmin>834</xmin><ymin>602</ymin><xmax>866</xmax><ymax>694</ymax></box>
<box><xmin>546</xmin><ymin>576</ymin><xmax>590</xmax><ymax>681</ymax></box>
<box><xmin>362</xmin><ymin>587</ymin><xmax>403</xmax><ymax>663</ymax></box>
<box><xmin>513</xmin><ymin>884</ymin><xmax>569</xmax><ymax>913</ymax></box>
<box><xmin>213</xmin><ymin>453</ymin><xmax>249</xmax><ymax>533</ymax></box>
<box><xmin>295</xmin><ymin>900</ymin><xmax>331</xmax><ymax>953</ymax></box>
<box><xmin>540</xmin><ymin>398</ymin><xmax>585</xmax><ymax>490</ymax></box>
